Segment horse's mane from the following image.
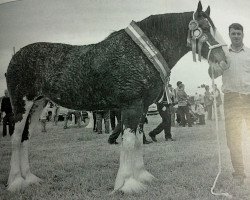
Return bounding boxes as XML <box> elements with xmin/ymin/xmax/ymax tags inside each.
<box><xmin>138</xmin><ymin>12</ymin><xmax>193</xmax><ymax>40</ymax></box>
<box><xmin>106</xmin><ymin>12</ymin><xmax>193</xmax><ymax>41</ymax></box>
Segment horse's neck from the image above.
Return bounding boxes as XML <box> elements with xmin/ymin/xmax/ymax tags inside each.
<box><xmin>138</xmin><ymin>12</ymin><xmax>193</xmax><ymax>69</ymax></box>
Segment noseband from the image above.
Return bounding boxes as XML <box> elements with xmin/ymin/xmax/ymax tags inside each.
<box><xmin>187</xmin><ymin>13</ymin><xmax>226</xmax><ymax>62</ymax></box>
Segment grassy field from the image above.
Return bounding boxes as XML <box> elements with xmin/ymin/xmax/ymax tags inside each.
<box><xmin>1</xmin><ymin>115</ymin><xmax>250</xmax><ymax>200</ymax></box>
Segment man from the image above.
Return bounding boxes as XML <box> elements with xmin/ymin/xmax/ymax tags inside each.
<box><xmin>1</xmin><ymin>90</ymin><xmax>14</xmax><ymax>137</ymax></box>
<box><xmin>204</xmin><ymin>85</ymin><xmax>213</xmax><ymax>120</ymax></box>
<box><xmin>213</xmin><ymin>84</ymin><xmax>222</xmax><ymax>120</ymax></box>
<box><xmin>209</xmin><ymin>23</ymin><xmax>249</xmax><ymax>184</ymax></box>
<box><xmin>176</xmin><ymin>83</ymin><xmax>192</xmax><ymax>127</ymax></box>
<box><xmin>148</xmin><ymin>87</ymin><xmax>174</xmax><ymax>142</ymax></box>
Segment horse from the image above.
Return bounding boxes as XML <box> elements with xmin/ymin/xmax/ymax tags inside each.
<box><xmin>5</xmin><ymin>2</ymin><xmax>227</xmax><ymax>193</ymax></box>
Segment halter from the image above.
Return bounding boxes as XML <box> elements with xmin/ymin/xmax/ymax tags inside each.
<box><xmin>187</xmin><ymin>13</ymin><xmax>227</xmax><ymax>62</ymax></box>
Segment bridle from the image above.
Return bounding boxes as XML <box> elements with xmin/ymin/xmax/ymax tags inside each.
<box><xmin>187</xmin><ymin>12</ymin><xmax>227</xmax><ymax>62</ymax></box>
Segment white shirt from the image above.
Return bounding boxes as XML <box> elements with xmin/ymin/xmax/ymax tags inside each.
<box><xmin>222</xmin><ymin>45</ymin><xmax>250</xmax><ymax>94</ymax></box>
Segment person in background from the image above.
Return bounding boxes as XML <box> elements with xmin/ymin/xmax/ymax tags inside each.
<box><xmin>53</xmin><ymin>103</ymin><xmax>59</xmax><ymax>125</ymax></box>
<box><xmin>92</xmin><ymin>111</ymin><xmax>97</xmax><ymax>132</ymax></box>
<box><xmin>168</xmin><ymin>84</ymin><xmax>176</xmax><ymax>127</ymax></box>
<box><xmin>1</xmin><ymin>90</ymin><xmax>14</xmax><ymax>137</ymax></box>
<box><xmin>110</xmin><ymin>109</ymin><xmax>121</xmax><ymax>131</ymax></box>
<box><xmin>204</xmin><ymin>85</ymin><xmax>213</xmax><ymax>121</ymax></box>
<box><xmin>96</xmin><ymin>110</ymin><xmax>110</xmax><ymax>134</ymax></box>
<box><xmin>194</xmin><ymin>100</ymin><xmax>205</xmax><ymax>125</ymax></box>
<box><xmin>149</xmin><ymin>85</ymin><xmax>174</xmax><ymax>142</ymax></box>
<box><xmin>213</xmin><ymin>84</ymin><xmax>222</xmax><ymax>120</ymax></box>
<box><xmin>208</xmin><ymin>23</ymin><xmax>249</xmax><ymax>184</ymax></box>
<box><xmin>40</xmin><ymin>100</ymin><xmax>50</xmax><ymax>132</ymax></box>
<box><xmin>176</xmin><ymin>83</ymin><xmax>192</xmax><ymax>127</ymax></box>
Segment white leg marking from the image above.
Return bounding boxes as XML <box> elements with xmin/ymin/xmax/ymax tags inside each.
<box><xmin>113</xmin><ymin>128</ymin><xmax>147</xmax><ymax>194</ymax></box>
<box><xmin>134</xmin><ymin>132</ymin><xmax>155</xmax><ymax>183</ymax></box>
<box><xmin>7</xmin><ymin>99</ymin><xmax>33</xmax><ymax>192</ymax></box>
<box><xmin>21</xmin><ymin>99</ymin><xmax>44</xmax><ymax>187</ymax></box>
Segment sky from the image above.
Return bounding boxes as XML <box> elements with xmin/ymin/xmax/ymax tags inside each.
<box><xmin>0</xmin><ymin>0</ymin><xmax>250</xmax><ymax>96</ymax></box>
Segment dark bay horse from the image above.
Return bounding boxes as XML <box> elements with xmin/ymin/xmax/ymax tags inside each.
<box><xmin>5</xmin><ymin>2</ymin><xmax>227</xmax><ymax>193</ymax></box>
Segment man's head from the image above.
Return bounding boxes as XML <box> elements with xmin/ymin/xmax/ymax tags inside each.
<box><xmin>4</xmin><ymin>89</ymin><xmax>9</xmax><ymax>97</ymax></box>
<box><xmin>205</xmin><ymin>85</ymin><xmax>209</xmax><ymax>91</ymax></box>
<box><xmin>229</xmin><ymin>23</ymin><xmax>244</xmax><ymax>48</ymax></box>
<box><xmin>177</xmin><ymin>81</ymin><xmax>182</xmax><ymax>87</ymax></box>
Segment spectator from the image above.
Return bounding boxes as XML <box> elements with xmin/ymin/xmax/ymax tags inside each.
<box><xmin>1</xmin><ymin>89</ymin><xmax>14</xmax><ymax>137</ymax></box>
<box><xmin>40</xmin><ymin>100</ymin><xmax>50</xmax><ymax>132</ymax></box>
<box><xmin>96</xmin><ymin>110</ymin><xmax>110</xmax><ymax>134</ymax></box>
<box><xmin>204</xmin><ymin>85</ymin><xmax>213</xmax><ymax>120</ymax></box>
<box><xmin>110</xmin><ymin>109</ymin><xmax>121</xmax><ymax>131</ymax></box>
<box><xmin>92</xmin><ymin>111</ymin><xmax>97</xmax><ymax>132</ymax></box>
<box><xmin>213</xmin><ymin>84</ymin><xmax>222</xmax><ymax>120</ymax></box>
<box><xmin>148</xmin><ymin>87</ymin><xmax>174</xmax><ymax>142</ymax></box>
<box><xmin>176</xmin><ymin>83</ymin><xmax>192</xmax><ymax>127</ymax></box>
<box><xmin>174</xmin><ymin>81</ymin><xmax>182</xmax><ymax>125</ymax></box>
<box><xmin>168</xmin><ymin>84</ymin><xmax>176</xmax><ymax>127</ymax></box>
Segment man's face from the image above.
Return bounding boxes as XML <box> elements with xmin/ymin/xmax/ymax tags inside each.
<box><xmin>4</xmin><ymin>90</ymin><xmax>8</xmax><ymax>97</ymax></box>
<box><xmin>229</xmin><ymin>28</ymin><xmax>244</xmax><ymax>47</ymax></box>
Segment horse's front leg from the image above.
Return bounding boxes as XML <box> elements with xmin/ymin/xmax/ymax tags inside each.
<box><xmin>113</xmin><ymin>101</ymin><xmax>154</xmax><ymax>194</ymax></box>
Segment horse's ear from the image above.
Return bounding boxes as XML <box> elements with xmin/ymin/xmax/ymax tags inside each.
<box><xmin>194</xmin><ymin>1</ymin><xmax>203</xmax><ymax>19</ymax></box>
<box><xmin>204</xmin><ymin>6</ymin><xmax>210</xmax><ymax>17</ymax></box>
<box><xmin>197</xmin><ymin>1</ymin><xmax>203</xmax><ymax>12</ymax></box>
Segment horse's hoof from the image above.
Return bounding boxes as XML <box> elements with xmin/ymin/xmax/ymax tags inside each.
<box><xmin>137</xmin><ymin>170</ymin><xmax>155</xmax><ymax>183</ymax></box>
<box><xmin>120</xmin><ymin>177</ymin><xmax>146</xmax><ymax>194</ymax></box>
<box><xmin>24</xmin><ymin>173</ymin><xmax>43</xmax><ymax>187</ymax></box>
<box><xmin>7</xmin><ymin>176</ymin><xmax>25</xmax><ymax>192</ymax></box>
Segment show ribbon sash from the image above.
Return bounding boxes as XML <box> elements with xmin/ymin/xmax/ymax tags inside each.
<box><xmin>125</xmin><ymin>20</ymin><xmax>172</xmax><ymax>104</ymax></box>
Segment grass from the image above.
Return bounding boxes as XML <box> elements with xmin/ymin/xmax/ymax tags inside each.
<box><xmin>1</xmin><ymin>115</ymin><xmax>250</xmax><ymax>200</ymax></box>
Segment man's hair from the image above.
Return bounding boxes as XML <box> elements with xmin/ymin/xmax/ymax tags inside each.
<box><xmin>229</xmin><ymin>23</ymin><xmax>243</xmax><ymax>32</ymax></box>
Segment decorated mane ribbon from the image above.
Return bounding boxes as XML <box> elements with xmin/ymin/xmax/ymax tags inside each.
<box><xmin>187</xmin><ymin>19</ymin><xmax>208</xmax><ymax>62</ymax></box>
<box><xmin>125</xmin><ymin>21</ymin><xmax>172</xmax><ymax>104</ymax></box>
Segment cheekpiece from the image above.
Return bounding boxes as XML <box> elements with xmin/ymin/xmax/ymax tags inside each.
<box><xmin>199</xmin><ymin>34</ymin><xmax>208</xmax><ymax>42</ymax></box>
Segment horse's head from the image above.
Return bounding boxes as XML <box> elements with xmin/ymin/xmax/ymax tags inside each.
<box><xmin>188</xmin><ymin>2</ymin><xmax>227</xmax><ymax>68</ymax></box>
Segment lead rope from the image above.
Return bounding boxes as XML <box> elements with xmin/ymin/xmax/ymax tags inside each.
<box><xmin>210</xmin><ymin>67</ymin><xmax>232</xmax><ymax>199</ymax></box>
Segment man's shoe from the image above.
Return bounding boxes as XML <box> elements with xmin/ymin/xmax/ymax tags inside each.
<box><xmin>165</xmin><ymin>138</ymin><xmax>175</xmax><ymax>141</ymax></box>
<box><xmin>143</xmin><ymin>140</ymin><xmax>153</xmax><ymax>144</ymax></box>
<box><xmin>108</xmin><ymin>140</ymin><xmax>119</xmax><ymax>145</ymax></box>
<box><xmin>149</xmin><ymin>132</ymin><xmax>157</xmax><ymax>142</ymax></box>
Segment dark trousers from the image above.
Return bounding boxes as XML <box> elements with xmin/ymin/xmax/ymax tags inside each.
<box><xmin>110</xmin><ymin>110</ymin><xmax>121</xmax><ymax>130</ymax></box>
<box><xmin>206</xmin><ymin>104</ymin><xmax>213</xmax><ymax>120</ymax></box>
<box><xmin>149</xmin><ymin>103</ymin><xmax>172</xmax><ymax>139</ymax></box>
<box><xmin>197</xmin><ymin>114</ymin><xmax>205</xmax><ymax>125</ymax></box>
<box><xmin>224</xmin><ymin>93</ymin><xmax>250</xmax><ymax>175</ymax></box>
<box><xmin>96</xmin><ymin>110</ymin><xmax>110</xmax><ymax>134</ymax></box>
<box><xmin>178</xmin><ymin>106</ymin><xmax>191</xmax><ymax>126</ymax></box>
<box><xmin>93</xmin><ymin>111</ymin><xmax>97</xmax><ymax>131</ymax></box>
<box><xmin>2</xmin><ymin>113</ymin><xmax>14</xmax><ymax>137</ymax></box>
<box><xmin>108</xmin><ymin>112</ymin><xmax>148</xmax><ymax>143</ymax></box>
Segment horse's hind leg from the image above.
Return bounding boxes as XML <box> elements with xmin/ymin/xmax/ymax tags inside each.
<box><xmin>113</xmin><ymin>101</ymin><xmax>154</xmax><ymax>194</ymax></box>
<box><xmin>7</xmin><ymin>99</ymin><xmax>34</xmax><ymax>192</ymax></box>
<box><xmin>21</xmin><ymin>99</ymin><xmax>45</xmax><ymax>188</ymax></box>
